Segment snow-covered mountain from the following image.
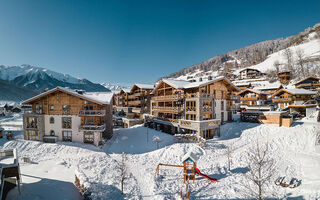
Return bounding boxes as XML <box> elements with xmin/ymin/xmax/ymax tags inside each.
<box><xmin>101</xmin><ymin>83</ymin><xmax>130</xmax><ymax>91</ymax></box>
<box><xmin>162</xmin><ymin>23</ymin><xmax>320</xmax><ymax>82</ymax></box>
<box><xmin>0</xmin><ymin>64</ymin><xmax>110</xmax><ymax>93</ymax></box>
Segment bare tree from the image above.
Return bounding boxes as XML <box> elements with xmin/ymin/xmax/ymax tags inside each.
<box><xmin>273</xmin><ymin>60</ymin><xmax>280</xmax><ymax>74</ymax></box>
<box><xmin>118</xmin><ymin>152</ymin><xmax>128</xmax><ymax>194</ymax></box>
<box><xmin>226</xmin><ymin>144</ymin><xmax>232</xmax><ymax>172</ymax></box>
<box><xmin>295</xmin><ymin>48</ymin><xmax>306</xmax><ymax>77</ymax></box>
<box><xmin>242</xmin><ymin>141</ymin><xmax>277</xmax><ymax>200</ymax></box>
<box><xmin>282</xmin><ymin>48</ymin><xmax>294</xmax><ymax>73</ymax></box>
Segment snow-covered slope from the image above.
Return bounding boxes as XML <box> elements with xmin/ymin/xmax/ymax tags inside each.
<box><xmin>239</xmin><ymin>37</ymin><xmax>320</xmax><ymax>74</ymax></box>
<box><xmin>163</xmin><ymin>23</ymin><xmax>320</xmax><ymax>81</ymax></box>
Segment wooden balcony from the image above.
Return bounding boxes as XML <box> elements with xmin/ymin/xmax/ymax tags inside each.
<box><xmin>152</xmin><ymin>106</ymin><xmax>184</xmax><ymax>113</ymax></box>
<box><xmin>240</xmin><ymin>97</ymin><xmax>258</xmax><ymax>101</ymax></box>
<box><xmin>227</xmin><ymin>95</ymin><xmax>239</xmax><ymax>100</ymax></box>
<box><xmin>201</xmin><ymin>106</ymin><xmax>213</xmax><ymax>112</ymax></box>
<box><xmin>185</xmin><ymin>93</ymin><xmax>214</xmax><ymax>99</ymax></box>
<box><xmin>132</xmin><ymin>107</ymin><xmax>142</xmax><ymax>113</ymax></box>
<box><xmin>296</xmin><ymin>83</ymin><xmax>320</xmax><ymax>88</ymax></box>
<box><xmin>186</xmin><ymin>107</ymin><xmax>196</xmax><ymax>112</ymax></box>
<box><xmin>79</xmin><ymin>124</ymin><xmax>106</xmax><ymax>132</ymax></box>
<box><xmin>155</xmin><ymin>117</ymin><xmax>179</xmax><ymax>123</ymax></box>
<box><xmin>78</xmin><ymin>110</ymin><xmax>106</xmax><ymax>116</ymax></box>
<box><xmin>132</xmin><ymin>92</ymin><xmax>142</xmax><ymax>97</ymax></box>
<box><xmin>152</xmin><ymin>94</ymin><xmax>183</xmax><ymax>101</ymax></box>
<box><xmin>272</xmin><ymin>98</ymin><xmax>293</xmax><ymax>103</ymax></box>
<box><xmin>127</xmin><ymin>100</ymin><xmax>142</xmax><ymax>106</ymax></box>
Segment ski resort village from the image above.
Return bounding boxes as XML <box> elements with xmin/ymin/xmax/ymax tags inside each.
<box><xmin>1</xmin><ymin>2</ymin><xmax>320</xmax><ymax>199</ymax></box>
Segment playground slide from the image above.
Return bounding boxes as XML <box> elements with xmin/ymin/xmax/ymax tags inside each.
<box><xmin>194</xmin><ymin>168</ymin><xmax>218</xmax><ymax>183</ymax></box>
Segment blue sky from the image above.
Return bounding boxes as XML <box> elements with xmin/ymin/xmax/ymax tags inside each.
<box><xmin>0</xmin><ymin>0</ymin><xmax>319</xmax><ymax>85</ymax></box>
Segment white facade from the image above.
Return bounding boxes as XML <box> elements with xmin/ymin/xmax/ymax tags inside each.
<box><xmin>214</xmin><ymin>99</ymin><xmax>228</xmax><ymax>122</ymax></box>
<box><xmin>44</xmin><ymin>114</ymin><xmax>102</xmax><ymax>146</ymax></box>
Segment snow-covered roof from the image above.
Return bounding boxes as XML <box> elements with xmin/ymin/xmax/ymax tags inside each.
<box><xmin>121</xmin><ymin>88</ymin><xmax>131</xmax><ymax>93</ymax></box>
<box><xmin>272</xmin><ymin>88</ymin><xmax>317</xmax><ymax>97</ymax></box>
<box><xmin>237</xmin><ymin>88</ymin><xmax>268</xmax><ymax>96</ymax></box>
<box><xmin>239</xmin><ymin>67</ymin><xmax>262</xmax><ymax>73</ymax></box>
<box><xmin>134</xmin><ymin>83</ymin><xmax>154</xmax><ymax>90</ymax></box>
<box><xmin>82</xmin><ymin>92</ymin><xmax>114</xmax><ymax>105</ymax></box>
<box><xmin>181</xmin><ymin>147</ymin><xmax>205</xmax><ymax>163</ymax></box>
<box><xmin>254</xmin><ymin>83</ymin><xmax>282</xmax><ymax>91</ymax></box>
<box><xmin>22</xmin><ymin>87</ymin><xmax>113</xmax><ymax>105</ymax></box>
<box><xmin>154</xmin><ymin>76</ymin><xmax>239</xmax><ymax>93</ymax></box>
<box><xmin>294</xmin><ymin>76</ymin><xmax>320</xmax><ymax>85</ymax></box>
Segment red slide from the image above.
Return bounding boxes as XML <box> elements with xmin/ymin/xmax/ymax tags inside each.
<box><xmin>194</xmin><ymin>168</ymin><xmax>218</xmax><ymax>183</ymax></box>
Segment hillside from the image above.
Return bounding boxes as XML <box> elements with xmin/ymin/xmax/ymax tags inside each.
<box><xmin>0</xmin><ymin>64</ymin><xmax>110</xmax><ymax>93</ymax></box>
<box><xmin>162</xmin><ymin>23</ymin><xmax>320</xmax><ymax>81</ymax></box>
<box><xmin>0</xmin><ymin>79</ymin><xmax>38</xmax><ymax>102</ymax></box>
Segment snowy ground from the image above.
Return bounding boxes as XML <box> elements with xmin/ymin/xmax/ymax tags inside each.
<box><xmin>0</xmin><ymin>113</ymin><xmax>320</xmax><ymax>199</ymax></box>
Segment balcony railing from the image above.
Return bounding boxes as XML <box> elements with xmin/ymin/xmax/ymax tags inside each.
<box><xmin>272</xmin><ymin>98</ymin><xmax>293</xmax><ymax>103</ymax></box>
<box><xmin>240</xmin><ymin>97</ymin><xmax>258</xmax><ymax>101</ymax></box>
<box><xmin>186</xmin><ymin>93</ymin><xmax>214</xmax><ymax>98</ymax></box>
<box><xmin>152</xmin><ymin>94</ymin><xmax>183</xmax><ymax>101</ymax></box>
<box><xmin>152</xmin><ymin>106</ymin><xmax>184</xmax><ymax>113</ymax></box>
<box><xmin>132</xmin><ymin>108</ymin><xmax>142</xmax><ymax>113</ymax></box>
<box><xmin>26</xmin><ymin>124</ymin><xmax>38</xmax><ymax>129</ymax></box>
<box><xmin>127</xmin><ymin>100</ymin><xmax>142</xmax><ymax>106</ymax></box>
<box><xmin>201</xmin><ymin>106</ymin><xmax>213</xmax><ymax>112</ymax></box>
<box><xmin>79</xmin><ymin>124</ymin><xmax>106</xmax><ymax>132</ymax></box>
<box><xmin>23</xmin><ymin>109</ymin><xmax>42</xmax><ymax>114</ymax></box>
<box><xmin>78</xmin><ymin>110</ymin><xmax>106</xmax><ymax>116</ymax></box>
<box><xmin>186</xmin><ymin>107</ymin><xmax>196</xmax><ymax>112</ymax></box>
<box><xmin>296</xmin><ymin>83</ymin><xmax>320</xmax><ymax>88</ymax></box>
<box><xmin>227</xmin><ymin>95</ymin><xmax>239</xmax><ymax>100</ymax></box>
<box><xmin>155</xmin><ymin>117</ymin><xmax>179</xmax><ymax>123</ymax></box>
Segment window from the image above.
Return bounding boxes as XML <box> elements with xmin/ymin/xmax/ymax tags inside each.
<box><xmin>63</xmin><ymin>105</ymin><xmax>71</xmax><ymax>115</ymax></box>
<box><xmin>26</xmin><ymin>130</ymin><xmax>39</xmax><ymax>141</ymax></box>
<box><xmin>62</xmin><ymin>117</ymin><xmax>72</xmax><ymax>129</ymax></box>
<box><xmin>84</xmin><ymin>132</ymin><xmax>94</xmax><ymax>144</ymax></box>
<box><xmin>62</xmin><ymin>131</ymin><xmax>72</xmax><ymax>142</ymax></box>
<box><xmin>26</xmin><ymin>117</ymin><xmax>38</xmax><ymax>129</ymax></box>
<box><xmin>84</xmin><ymin>101</ymin><xmax>93</xmax><ymax>110</ymax></box>
<box><xmin>221</xmin><ymin>101</ymin><xmax>224</xmax><ymax>110</ymax></box>
<box><xmin>50</xmin><ymin>130</ymin><xmax>55</xmax><ymax>136</ymax></box>
<box><xmin>50</xmin><ymin>117</ymin><xmax>54</xmax><ymax>124</ymax></box>
<box><xmin>50</xmin><ymin>105</ymin><xmax>54</xmax><ymax>110</ymax></box>
<box><xmin>85</xmin><ymin>118</ymin><xmax>94</xmax><ymax>125</ymax></box>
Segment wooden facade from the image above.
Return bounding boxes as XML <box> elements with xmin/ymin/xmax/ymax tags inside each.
<box><xmin>147</xmin><ymin>77</ymin><xmax>239</xmax><ymax>139</ymax></box>
<box><xmin>239</xmin><ymin>68</ymin><xmax>264</xmax><ymax>80</ymax></box>
<box><xmin>22</xmin><ymin>87</ymin><xmax>113</xmax><ymax>146</ymax></box>
<box><xmin>237</xmin><ymin>89</ymin><xmax>268</xmax><ymax>106</ymax></box>
<box><xmin>278</xmin><ymin>71</ymin><xmax>291</xmax><ymax>85</ymax></box>
<box><xmin>271</xmin><ymin>89</ymin><xmax>316</xmax><ymax>109</ymax></box>
<box><xmin>294</xmin><ymin>76</ymin><xmax>320</xmax><ymax>91</ymax></box>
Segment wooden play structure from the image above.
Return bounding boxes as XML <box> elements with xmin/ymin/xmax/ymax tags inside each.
<box><xmin>155</xmin><ymin>153</ymin><xmax>217</xmax><ymax>200</ymax></box>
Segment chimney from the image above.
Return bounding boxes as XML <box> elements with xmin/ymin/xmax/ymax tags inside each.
<box><xmin>208</xmin><ymin>76</ymin><xmax>212</xmax><ymax>80</ymax></box>
<box><xmin>75</xmin><ymin>89</ymin><xmax>85</xmax><ymax>95</ymax></box>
